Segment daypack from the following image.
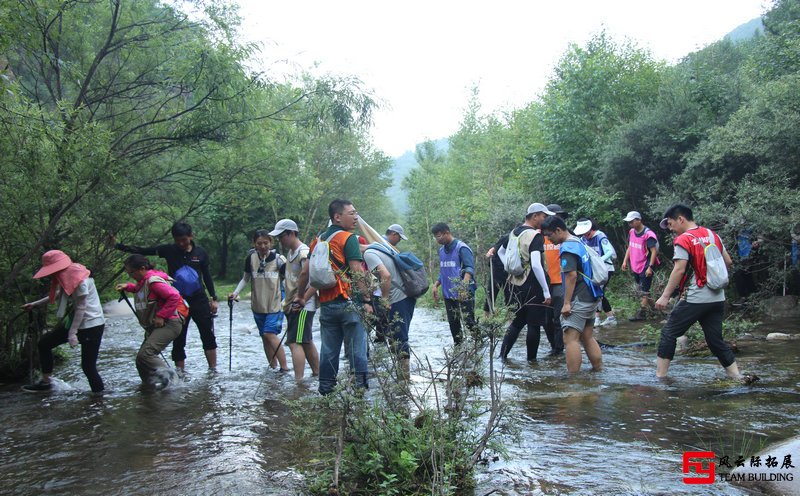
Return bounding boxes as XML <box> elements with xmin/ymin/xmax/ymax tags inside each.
<box><xmin>173</xmin><ymin>264</ymin><xmax>203</xmax><ymax>298</ymax></box>
<box><xmin>309</xmin><ymin>231</ymin><xmax>345</xmax><ymax>290</ymax></box>
<box><xmin>565</xmin><ymin>239</ymin><xmax>609</xmax><ymax>286</ymax></box>
<box><xmin>134</xmin><ymin>275</ymin><xmax>189</xmax><ymax>330</ymax></box>
<box><xmin>368</xmin><ymin>243</ymin><xmax>430</xmax><ymax>298</ymax></box>
<box><xmin>503</xmin><ymin>227</ymin><xmax>533</xmax><ymax>276</ymax></box>
<box><xmin>686</xmin><ymin>228</ymin><xmax>729</xmax><ymax>290</ymax></box>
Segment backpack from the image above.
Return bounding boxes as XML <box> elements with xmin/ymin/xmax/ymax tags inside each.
<box><xmin>309</xmin><ymin>231</ymin><xmax>345</xmax><ymax>290</ymax></box>
<box><xmin>503</xmin><ymin>227</ymin><xmax>532</xmax><ymax>276</ymax></box>
<box><xmin>565</xmin><ymin>239</ymin><xmax>609</xmax><ymax>286</ymax></box>
<box><xmin>686</xmin><ymin>228</ymin><xmax>729</xmax><ymax>290</ymax></box>
<box><xmin>173</xmin><ymin>265</ymin><xmax>203</xmax><ymax>298</ymax></box>
<box><xmin>368</xmin><ymin>243</ymin><xmax>430</xmax><ymax>298</ymax></box>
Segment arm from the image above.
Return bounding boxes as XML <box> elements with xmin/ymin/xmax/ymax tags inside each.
<box><xmin>66</xmin><ymin>291</ymin><xmax>88</xmax><ymax>347</ymax></box>
<box><xmin>723</xmin><ymin>248</ymin><xmax>733</xmax><ymax>268</ymax></box>
<box><xmin>375</xmin><ymin>264</ymin><xmax>392</xmax><ymax>300</ymax></box>
<box><xmin>200</xmin><ymin>258</ymin><xmax>218</xmax><ymax>313</ymax></box>
<box><xmin>529</xmin><ymin>251</ymin><xmax>551</xmax><ymax>301</ymax></box>
<box><xmin>114</xmin><ymin>282</ymin><xmax>137</xmax><ymax>293</ymax></box>
<box><xmin>459</xmin><ymin>246</ymin><xmax>475</xmax><ymax>280</ymax></box>
<box><xmin>230</xmin><ymin>272</ymin><xmax>251</xmax><ymax>300</ymax></box>
<box><xmin>348</xmin><ymin>259</ymin><xmax>373</xmax><ymax>314</ymax></box>
<box><xmin>293</xmin><ymin>259</ymin><xmax>311</xmax><ymax>307</ymax></box>
<box><xmin>149</xmin><ymin>281</ymin><xmax>181</xmax><ymax>322</ymax></box>
<box><xmin>655</xmin><ymin>259</ymin><xmax>687</xmax><ymax>310</ymax></box>
<box><xmin>22</xmin><ymin>295</ymin><xmax>50</xmax><ymax>310</ymax></box>
<box><xmin>562</xmin><ymin>271</ymin><xmax>577</xmax><ymax>315</ymax></box>
<box><xmin>601</xmin><ymin>238</ymin><xmax>617</xmax><ymax>262</ymax></box>
<box><xmin>114</xmin><ymin>243</ymin><xmax>161</xmax><ymax>256</ymax></box>
<box><xmin>646</xmin><ymin>245</ymin><xmax>659</xmax><ymax>276</ymax></box>
<box><xmin>622</xmin><ymin>247</ymin><xmax>630</xmax><ymax>271</ymax></box>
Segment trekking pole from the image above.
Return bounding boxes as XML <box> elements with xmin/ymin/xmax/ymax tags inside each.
<box><xmin>228</xmin><ymin>298</ymin><xmax>234</xmax><ymax>372</ymax></box>
<box><xmin>119</xmin><ymin>291</ymin><xmax>171</xmax><ymax>368</ymax></box>
<box><xmin>489</xmin><ymin>258</ymin><xmax>496</xmax><ymax>315</ymax></box>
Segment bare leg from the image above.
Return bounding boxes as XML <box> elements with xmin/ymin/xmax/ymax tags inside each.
<box><xmin>564</xmin><ymin>328</ymin><xmax>583</xmax><ymax>373</ymax></box>
<box><xmin>261</xmin><ymin>334</ymin><xmax>288</xmax><ymax>370</ymax></box>
<box><xmin>303</xmin><ymin>342</ymin><xmax>320</xmax><ymax>376</ymax></box>
<box><xmin>580</xmin><ymin>322</ymin><xmax>603</xmax><ymax>371</ymax></box>
<box><xmin>724</xmin><ymin>362</ymin><xmax>742</xmax><ymax>379</ymax></box>
<box><xmin>656</xmin><ymin>357</ymin><xmax>671</xmax><ymax>378</ymax></box>
<box><xmin>204</xmin><ymin>349</ymin><xmax>217</xmax><ymax>370</ymax></box>
<box><xmin>288</xmin><ymin>343</ymin><xmax>306</xmax><ymax>380</ymax></box>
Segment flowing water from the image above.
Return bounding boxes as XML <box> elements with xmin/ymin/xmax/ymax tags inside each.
<box><xmin>1</xmin><ymin>301</ymin><xmax>798</xmax><ymax>495</ymax></box>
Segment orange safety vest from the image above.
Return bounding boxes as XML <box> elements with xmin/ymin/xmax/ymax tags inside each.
<box><xmin>309</xmin><ymin>230</ymin><xmax>356</xmax><ymax>303</ymax></box>
<box><xmin>543</xmin><ymin>236</ymin><xmax>562</xmax><ymax>285</ymax></box>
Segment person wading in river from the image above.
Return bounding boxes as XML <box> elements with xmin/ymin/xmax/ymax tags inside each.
<box><xmin>496</xmin><ymin>203</ymin><xmax>553</xmax><ymax>362</ymax></box>
<box><xmin>654</xmin><ymin>204</ymin><xmax>744</xmax><ymax>380</ymax></box>
<box><xmin>115</xmin><ymin>222</ymin><xmax>219</xmax><ymax>372</ymax></box>
<box><xmin>295</xmin><ymin>199</ymin><xmax>372</xmax><ymax>395</ymax></box>
<box><xmin>229</xmin><ymin>230</ymin><xmax>289</xmax><ymax>372</ymax></box>
<box><xmin>431</xmin><ymin>223</ymin><xmax>477</xmax><ymax>346</ymax></box>
<box><xmin>575</xmin><ymin>218</ymin><xmax>618</xmax><ymax>327</ymax></box>
<box><xmin>541</xmin><ymin>216</ymin><xmax>603</xmax><ymax>373</ymax></box>
<box><xmin>270</xmin><ymin>219</ymin><xmax>320</xmax><ymax>381</ymax></box>
<box><xmin>22</xmin><ymin>250</ymin><xmax>106</xmax><ymax>393</ymax></box>
<box><xmin>621</xmin><ymin>211</ymin><xmax>660</xmax><ymax>321</ymax></box>
<box><xmin>543</xmin><ymin>203</ymin><xmax>570</xmax><ymax>356</ymax></box>
<box><xmin>117</xmin><ymin>255</ymin><xmax>188</xmax><ymax>388</ymax></box>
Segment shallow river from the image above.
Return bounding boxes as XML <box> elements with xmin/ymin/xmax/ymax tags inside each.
<box><xmin>1</xmin><ymin>302</ymin><xmax>798</xmax><ymax>495</ymax></box>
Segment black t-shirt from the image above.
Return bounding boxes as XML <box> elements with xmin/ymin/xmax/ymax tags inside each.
<box><xmin>116</xmin><ymin>242</ymin><xmax>216</xmax><ymax>299</ymax></box>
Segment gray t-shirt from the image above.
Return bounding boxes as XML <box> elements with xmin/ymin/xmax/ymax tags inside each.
<box><xmin>364</xmin><ymin>248</ymin><xmax>407</xmax><ymax>304</ymax></box>
<box><xmin>673</xmin><ymin>245</ymin><xmax>727</xmax><ymax>303</ymax></box>
<box><xmin>562</xmin><ymin>252</ymin><xmax>596</xmax><ymax>304</ymax></box>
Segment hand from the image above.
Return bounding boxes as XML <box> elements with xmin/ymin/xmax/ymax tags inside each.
<box><xmin>115</xmin><ymin>283</ymin><xmax>127</xmax><ymax>292</ymax></box>
<box><xmin>68</xmin><ymin>334</ymin><xmax>78</xmax><ymax>347</ymax></box>
<box><xmin>153</xmin><ymin>316</ymin><xmax>165</xmax><ymax>328</ymax></box>
<box><xmin>227</xmin><ymin>293</ymin><xmax>238</xmax><ymax>301</ymax></box>
<box><xmin>543</xmin><ymin>297</ymin><xmax>552</xmax><ymax>306</ymax></box>
<box><xmin>485</xmin><ymin>247</ymin><xmax>496</xmax><ymax>258</ymax></box>
<box><xmin>290</xmin><ymin>298</ymin><xmax>304</xmax><ymax>313</ymax></box>
<box><xmin>655</xmin><ymin>295</ymin><xmax>670</xmax><ymax>311</ymax></box>
<box><xmin>363</xmin><ymin>302</ymin><xmax>374</xmax><ymax>315</ymax></box>
<box><xmin>561</xmin><ymin>301</ymin><xmax>572</xmax><ymax>317</ymax></box>
<box><xmin>646</xmin><ymin>267</ymin><xmax>654</xmax><ymax>278</ymax></box>
<box><xmin>22</xmin><ymin>302</ymin><xmax>35</xmax><ymax>311</ymax></box>
<box><xmin>432</xmin><ymin>288</ymin><xmax>439</xmax><ymax>305</ymax></box>
<box><xmin>210</xmin><ymin>299</ymin><xmax>219</xmax><ymax>314</ymax></box>
<box><xmin>621</xmin><ymin>261</ymin><xmax>628</xmax><ymax>272</ymax></box>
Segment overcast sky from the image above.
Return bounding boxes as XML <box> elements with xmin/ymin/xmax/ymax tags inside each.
<box><xmin>236</xmin><ymin>0</ymin><xmax>769</xmax><ymax>157</ymax></box>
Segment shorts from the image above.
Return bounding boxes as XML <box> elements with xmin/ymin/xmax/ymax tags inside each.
<box><xmin>253</xmin><ymin>312</ymin><xmax>283</xmax><ymax>336</ymax></box>
<box><xmin>632</xmin><ymin>269</ymin><xmax>653</xmax><ymax>295</ymax></box>
<box><xmin>561</xmin><ymin>299</ymin><xmax>599</xmax><ymax>332</ymax></box>
<box><xmin>286</xmin><ymin>309</ymin><xmax>315</xmax><ymax>344</ymax></box>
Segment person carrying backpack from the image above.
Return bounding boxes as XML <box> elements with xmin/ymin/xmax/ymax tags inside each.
<box><xmin>294</xmin><ymin>199</ymin><xmax>372</xmax><ymax>395</ymax></box>
<box><xmin>654</xmin><ymin>204</ymin><xmax>744</xmax><ymax>380</ymax></box>
<box><xmin>21</xmin><ymin>250</ymin><xmax>106</xmax><ymax>393</ymax></box>
<box><xmin>575</xmin><ymin>218</ymin><xmax>618</xmax><ymax>327</ymax></box>
<box><xmin>540</xmin><ymin>216</ymin><xmax>604</xmax><ymax>373</ymax></box>
<box><xmin>116</xmin><ymin>255</ymin><xmax>187</xmax><ymax>388</ymax></box>
<box><xmin>229</xmin><ymin>229</ymin><xmax>289</xmax><ymax>372</ymax></box>
<box><xmin>497</xmin><ymin>203</ymin><xmax>553</xmax><ymax>362</ymax></box>
<box><xmin>115</xmin><ymin>222</ymin><xmax>219</xmax><ymax>372</ymax></box>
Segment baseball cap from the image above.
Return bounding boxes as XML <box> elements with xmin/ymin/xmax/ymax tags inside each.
<box><xmin>574</xmin><ymin>220</ymin><xmax>593</xmax><ymax>236</ymax></box>
<box><xmin>547</xmin><ymin>204</ymin><xmax>569</xmax><ymax>218</ymax></box>
<box><xmin>659</xmin><ymin>218</ymin><xmax>670</xmax><ymax>229</ymax></box>
<box><xmin>527</xmin><ymin>203</ymin><xmax>555</xmax><ymax>216</ymax></box>
<box><xmin>268</xmin><ymin>218</ymin><xmax>299</xmax><ymax>237</ymax></box>
<box><xmin>386</xmin><ymin>224</ymin><xmax>408</xmax><ymax>240</ymax></box>
<box><xmin>623</xmin><ymin>211</ymin><xmax>642</xmax><ymax>222</ymax></box>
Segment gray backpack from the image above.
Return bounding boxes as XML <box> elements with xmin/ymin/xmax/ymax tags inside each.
<box><xmin>308</xmin><ymin>231</ymin><xmax>344</xmax><ymax>290</ymax></box>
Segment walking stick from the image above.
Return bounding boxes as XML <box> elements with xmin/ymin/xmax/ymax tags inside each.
<box><xmin>489</xmin><ymin>257</ymin><xmax>496</xmax><ymax>315</ymax></box>
<box><xmin>228</xmin><ymin>298</ymin><xmax>234</xmax><ymax>371</ymax></box>
<box><xmin>119</xmin><ymin>291</ymin><xmax>171</xmax><ymax>368</ymax></box>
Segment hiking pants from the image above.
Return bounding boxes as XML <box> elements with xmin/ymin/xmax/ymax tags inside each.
<box><xmin>318</xmin><ymin>301</ymin><xmax>369</xmax><ymax>395</ymax></box>
<box><xmin>172</xmin><ymin>291</ymin><xmax>217</xmax><ymax>362</ymax></box>
<box><xmin>38</xmin><ymin>324</ymin><xmax>105</xmax><ymax>393</ymax></box>
<box><xmin>444</xmin><ymin>297</ymin><xmax>475</xmax><ymax>346</ymax></box>
<box><xmin>544</xmin><ymin>284</ymin><xmax>565</xmax><ymax>352</ymax></box>
<box><xmin>137</xmin><ymin>318</ymin><xmax>182</xmax><ymax>383</ymax></box>
<box><xmin>388</xmin><ymin>297</ymin><xmax>416</xmax><ymax>357</ymax></box>
<box><xmin>657</xmin><ymin>300</ymin><xmax>735</xmax><ymax>367</ymax></box>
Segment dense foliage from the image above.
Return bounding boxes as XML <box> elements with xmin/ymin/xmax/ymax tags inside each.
<box><xmin>404</xmin><ymin>0</ymin><xmax>800</xmax><ymax>303</ymax></box>
<box><xmin>0</xmin><ymin>0</ymin><xmax>395</xmax><ymax>376</ymax></box>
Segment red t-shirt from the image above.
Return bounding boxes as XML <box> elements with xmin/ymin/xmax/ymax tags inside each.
<box><xmin>674</xmin><ymin>226</ymin><xmax>723</xmax><ymax>290</ymax></box>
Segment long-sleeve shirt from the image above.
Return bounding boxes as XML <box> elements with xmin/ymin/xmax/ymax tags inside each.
<box><xmin>116</xmin><ymin>242</ymin><xmax>217</xmax><ymax>300</ymax></box>
<box><xmin>122</xmin><ymin>273</ymin><xmax>182</xmax><ymax>319</ymax></box>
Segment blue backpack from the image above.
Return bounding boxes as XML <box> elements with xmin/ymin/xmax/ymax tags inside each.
<box><xmin>173</xmin><ymin>265</ymin><xmax>203</xmax><ymax>298</ymax></box>
<box><xmin>367</xmin><ymin>243</ymin><xmax>430</xmax><ymax>298</ymax></box>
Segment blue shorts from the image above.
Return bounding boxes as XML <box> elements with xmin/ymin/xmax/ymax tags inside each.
<box><xmin>253</xmin><ymin>312</ymin><xmax>283</xmax><ymax>336</ymax></box>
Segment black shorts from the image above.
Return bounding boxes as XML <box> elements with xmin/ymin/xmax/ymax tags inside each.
<box><xmin>632</xmin><ymin>270</ymin><xmax>653</xmax><ymax>295</ymax></box>
<box><xmin>286</xmin><ymin>309</ymin><xmax>315</xmax><ymax>344</ymax></box>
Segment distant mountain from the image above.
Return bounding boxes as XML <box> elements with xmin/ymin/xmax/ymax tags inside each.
<box><xmin>725</xmin><ymin>17</ymin><xmax>763</xmax><ymax>43</ymax></box>
<box><xmin>386</xmin><ymin>138</ymin><xmax>449</xmax><ymax>216</ymax></box>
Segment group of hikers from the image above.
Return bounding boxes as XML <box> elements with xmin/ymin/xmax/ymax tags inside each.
<box><xmin>20</xmin><ymin>198</ymin><xmax>751</xmax><ymax>395</ymax></box>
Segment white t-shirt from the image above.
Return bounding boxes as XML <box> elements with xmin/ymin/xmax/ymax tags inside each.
<box><xmin>363</xmin><ymin>248</ymin><xmax>407</xmax><ymax>304</ymax></box>
<box><xmin>67</xmin><ymin>278</ymin><xmax>106</xmax><ymax>329</ymax></box>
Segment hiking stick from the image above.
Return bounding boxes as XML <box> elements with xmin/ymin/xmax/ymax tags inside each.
<box><xmin>119</xmin><ymin>291</ymin><xmax>171</xmax><ymax>368</ymax></box>
<box><xmin>228</xmin><ymin>298</ymin><xmax>234</xmax><ymax>371</ymax></box>
<box><xmin>489</xmin><ymin>258</ymin><xmax>496</xmax><ymax>315</ymax></box>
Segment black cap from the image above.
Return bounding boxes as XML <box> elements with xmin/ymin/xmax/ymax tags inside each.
<box><xmin>547</xmin><ymin>204</ymin><xmax>569</xmax><ymax>219</ymax></box>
